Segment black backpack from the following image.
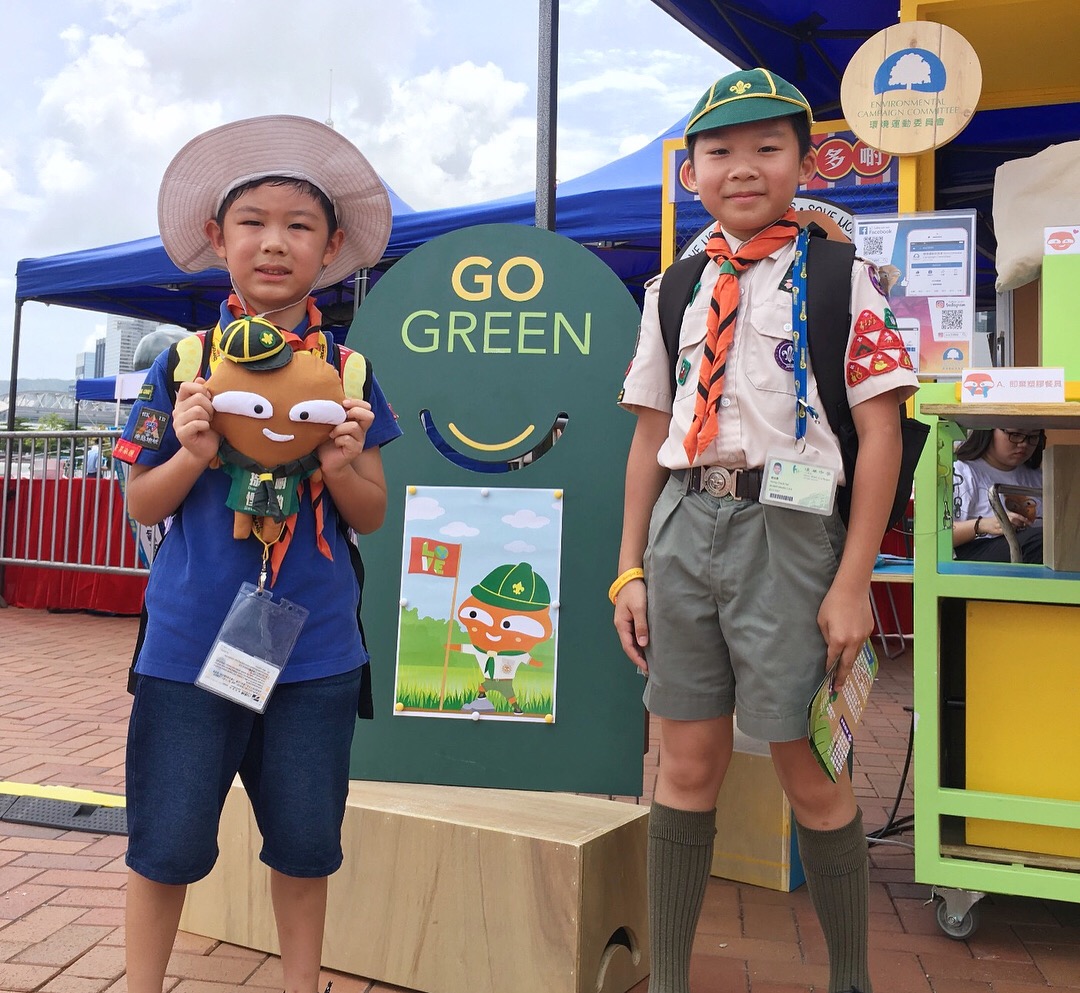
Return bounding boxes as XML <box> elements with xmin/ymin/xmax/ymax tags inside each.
<box><xmin>657</xmin><ymin>226</ymin><xmax>928</xmax><ymax>530</ymax></box>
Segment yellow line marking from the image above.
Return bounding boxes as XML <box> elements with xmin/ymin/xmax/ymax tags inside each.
<box><xmin>447</xmin><ymin>422</ymin><xmax>534</xmax><ymax>452</ymax></box>
<box><xmin>0</xmin><ymin>781</ymin><xmax>126</xmax><ymax>808</ymax></box>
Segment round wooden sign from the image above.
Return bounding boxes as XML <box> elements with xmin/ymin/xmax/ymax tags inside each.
<box><xmin>840</xmin><ymin>21</ymin><xmax>982</xmax><ymax>155</ymax></box>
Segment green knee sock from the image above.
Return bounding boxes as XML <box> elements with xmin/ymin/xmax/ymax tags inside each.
<box><xmin>795</xmin><ymin>809</ymin><xmax>872</xmax><ymax>993</ymax></box>
<box><xmin>647</xmin><ymin>802</ymin><xmax>717</xmax><ymax>993</ymax></box>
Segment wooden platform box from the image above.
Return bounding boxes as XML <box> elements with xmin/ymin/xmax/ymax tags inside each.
<box><xmin>711</xmin><ymin>730</ymin><xmax>805</xmax><ymax>892</ymax></box>
<box><xmin>180</xmin><ymin>780</ymin><xmax>650</xmax><ymax>993</ymax></box>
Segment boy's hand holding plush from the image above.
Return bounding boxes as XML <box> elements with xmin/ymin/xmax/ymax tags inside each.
<box><xmin>317</xmin><ymin>397</ymin><xmax>374</xmax><ymax>477</ymax></box>
<box><xmin>173</xmin><ymin>378</ymin><xmax>221</xmax><ymax>465</ymax></box>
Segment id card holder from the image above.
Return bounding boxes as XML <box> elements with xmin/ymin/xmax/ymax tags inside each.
<box><xmin>195</xmin><ymin>582</ymin><xmax>309</xmax><ymax>713</ymax></box>
<box><xmin>759</xmin><ymin>451</ymin><xmax>838</xmax><ymax>516</ymax></box>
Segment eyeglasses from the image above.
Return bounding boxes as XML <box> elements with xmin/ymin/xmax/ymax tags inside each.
<box><xmin>1000</xmin><ymin>430</ymin><xmax>1042</xmax><ymax>446</ymax></box>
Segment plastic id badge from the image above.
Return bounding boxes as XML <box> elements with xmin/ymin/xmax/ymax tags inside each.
<box><xmin>195</xmin><ymin>583</ymin><xmax>308</xmax><ymax>713</ymax></box>
<box><xmin>759</xmin><ymin>452</ymin><xmax>838</xmax><ymax>516</ymax></box>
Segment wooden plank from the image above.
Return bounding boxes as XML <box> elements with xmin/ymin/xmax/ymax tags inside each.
<box><xmin>920</xmin><ymin>402</ymin><xmax>1080</xmax><ymax>430</ymax></box>
<box><xmin>1043</xmin><ymin>445</ymin><xmax>1080</xmax><ymax>572</ymax></box>
<box><xmin>941</xmin><ymin>842</ymin><xmax>1080</xmax><ymax>873</ymax></box>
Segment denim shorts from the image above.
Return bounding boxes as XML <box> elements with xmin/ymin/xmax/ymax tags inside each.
<box><xmin>125</xmin><ymin>667</ymin><xmax>362</xmax><ymax>885</ymax></box>
<box><xmin>642</xmin><ymin>474</ymin><xmax>846</xmax><ymax>741</ymax></box>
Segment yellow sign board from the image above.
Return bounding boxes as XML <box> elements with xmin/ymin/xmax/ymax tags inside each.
<box><xmin>841</xmin><ymin>21</ymin><xmax>981</xmax><ymax>155</ymax></box>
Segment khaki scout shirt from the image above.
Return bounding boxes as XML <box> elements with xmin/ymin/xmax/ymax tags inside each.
<box><xmin>620</xmin><ymin>234</ymin><xmax>918</xmax><ymax>482</ymax></box>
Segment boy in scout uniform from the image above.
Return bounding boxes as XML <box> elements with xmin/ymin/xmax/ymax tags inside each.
<box><xmin>610</xmin><ymin>69</ymin><xmax>918</xmax><ymax>993</ymax></box>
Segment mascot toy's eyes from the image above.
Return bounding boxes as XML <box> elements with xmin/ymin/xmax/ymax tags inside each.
<box><xmin>213</xmin><ymin>391</ymin><xmax>274</xmax><ymax>419</ymax></box>
<box><xmin>289</xmin><ymin>399</ymin><xmax>346</xmax><ymax>425</ymax></box>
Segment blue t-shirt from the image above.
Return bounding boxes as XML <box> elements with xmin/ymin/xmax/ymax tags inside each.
<box><xmin>121</xmin><ymin>322</ymin><xmax>401</xmax><ymax>685</ymax></box>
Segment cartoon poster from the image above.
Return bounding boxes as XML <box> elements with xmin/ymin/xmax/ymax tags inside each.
<box><xmin>394</xmin><ymin>486</ymin><xmax>562</xmax><ymax>723</ymax></box>
<box><xmin>852</xmin><ymin>209</ymin><xmax>976</xmax><ymax>378</ymax></box>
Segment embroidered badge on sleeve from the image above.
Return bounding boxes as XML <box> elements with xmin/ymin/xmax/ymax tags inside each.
<box><xmin>847</xmin><ymin>309</ymin><xmax>914</xmax><ymax>385</ymax></box>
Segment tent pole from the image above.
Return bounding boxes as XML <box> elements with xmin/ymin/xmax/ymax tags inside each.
<box><xmin>535</xmin><ymin>0</ymin><xmax>559</xmax><ymax>232</ymax></box>
<box><xmin>6</xmin><ymin>299</ymin><xmax>23</xmax><ymax>432</ymax></box>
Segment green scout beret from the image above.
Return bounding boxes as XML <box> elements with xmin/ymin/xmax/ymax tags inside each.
<box><xmin>471</xmin><ymin>563</ymin><xmax>551</xmax><ymax>612</ymax></box>
<box><xmin>685</xmin><ymin>67</ymin><xmax>813</xmax><ymax>138</ymax></box>
<box><xmin>219</xmin><ymin>316</ymin><xmax>293</xmax><ymax>372</ymax></box>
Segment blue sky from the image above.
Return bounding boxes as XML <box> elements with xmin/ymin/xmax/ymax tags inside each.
<box><xmin>0</xmin><ymin>0</ymin><xmax>730</xmax><ymax>380</ymax></box>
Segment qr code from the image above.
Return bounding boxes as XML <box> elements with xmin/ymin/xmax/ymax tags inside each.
<box><xmin>940</xmin><ymin>309</ymin><xmax>963</xmax><ymax>330</ymax></box>
<box><xmin>862</xmin><ymin>235</ymin><xmax>884</xmax><ymax>256</ymax></box>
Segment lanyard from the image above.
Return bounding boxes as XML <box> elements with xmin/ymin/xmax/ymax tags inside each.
<box><xmin>789</xmin><ymin>229</ymin><xmax>817</xmax><ymax>442</ymax></box>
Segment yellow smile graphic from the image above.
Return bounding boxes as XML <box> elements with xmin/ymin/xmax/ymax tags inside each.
<box><xmin>447</xmin><ymin>422</ymin><xmax>535</xmax><ymax>452</ymax></box>
<box><xmin>420</xmin><ymin>409</ymin><xmax>569</xmax><ymax>472</ymax></box>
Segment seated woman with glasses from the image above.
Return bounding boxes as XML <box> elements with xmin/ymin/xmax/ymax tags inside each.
<box><xmin>953</xmin><ymin>427</ymin><xmax>1045</xmax><ymax>563</ymax></box>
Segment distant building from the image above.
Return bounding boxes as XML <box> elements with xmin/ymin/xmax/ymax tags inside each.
<box><xmin>75</xmin><ymin>350</ymin><xmax>96</xmax><ymax>380</ymax></box>
<box><xmin>103</xmin><ymin>317</ymin><xmax>157</xmax><ymax>376</ymax></box>
<box><xmin>94</xmin><ymin>337</ymin><xmax>106</xmax><ymax>377</ymax></box>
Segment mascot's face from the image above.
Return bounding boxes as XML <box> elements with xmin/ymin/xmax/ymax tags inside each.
<box><xmin>457</xmin><ymin>593</ymin><xmax>553</xmax><ymax>653</ymax></box>
<box><xmin>209</xmin><ymin>351</ymin><xmax>346</xmax><ymax>467</ymax></box>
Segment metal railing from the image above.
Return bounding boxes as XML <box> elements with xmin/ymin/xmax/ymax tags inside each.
<box><xmin>1</xmin><ymin>430</ymin><xmax>152</xmax><ymax>577</ymax></box>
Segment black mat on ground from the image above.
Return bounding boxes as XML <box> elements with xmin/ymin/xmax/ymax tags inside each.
<box><xmin>0</xmin><ymin>795</ymin><xmax>128</xmax><ymax>835</ymax></box>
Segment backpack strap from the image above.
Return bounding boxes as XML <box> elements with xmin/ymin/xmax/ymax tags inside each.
<box><xmin>165</xmin><ymin>329</ymin><xmax>214</xmax><ymax>405</ymax></box>
<box><xmin>657</xmin><ymin>251</ymin><xmax>711</xmax><ymax>399</ymax></box>
<box><xmin>804</xmin><ymin>229</ymin><xmax>857</xmax><ymax>451</ymax></box>
<box><xmin>803</xmin><ymin>229</ymin><xmax>858</xmax><ymax>525</ymax></box>
<box><xmin>804</xmin><ymin>227</ymin><xmax>928</xmax><ymax>529</ymax></box>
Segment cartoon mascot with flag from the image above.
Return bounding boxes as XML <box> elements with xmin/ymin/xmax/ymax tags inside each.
<box><xmin>449</xmin><ymin>562</ymin><xmax>553</xmax><ymax>716</ymax></box>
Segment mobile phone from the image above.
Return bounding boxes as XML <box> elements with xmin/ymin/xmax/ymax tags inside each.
<box><xmin>905</xmin><ymin>226</ymin><xmax>969</xmax><ymax>297</ymax></box>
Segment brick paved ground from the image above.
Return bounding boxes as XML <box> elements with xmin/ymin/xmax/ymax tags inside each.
<box><xmin>1</xmin><ymin>606</ymin><xmax>1078</xmax><ymax>992</ymax></box>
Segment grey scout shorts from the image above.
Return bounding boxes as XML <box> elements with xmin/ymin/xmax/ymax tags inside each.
<box><xmin>642</xmin><ymin>473</ymin><xmax>848</xmax><ymax>742</ymax></box>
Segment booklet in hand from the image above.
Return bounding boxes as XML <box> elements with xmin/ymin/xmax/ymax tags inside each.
<box><xmin>807</xmin><ymin>640</ymin><xmax>879</xmax><ymax>782</ymax></box>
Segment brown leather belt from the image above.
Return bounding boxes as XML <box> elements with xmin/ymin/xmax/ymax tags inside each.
<box><xmin>673</xmin><ymin>466</ymin><xmax>764</xmax><ymax>500</ymax></box>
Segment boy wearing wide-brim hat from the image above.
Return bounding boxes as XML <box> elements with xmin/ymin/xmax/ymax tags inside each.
<box><xmin>611</xmin><ymin>69</ymin><xmax>917</xmax><ymax>993</ymax></box>
<box><xmin>116</xmin><ymin>116</ymin><xmax>402</xmax><ymax>993</ymax></box>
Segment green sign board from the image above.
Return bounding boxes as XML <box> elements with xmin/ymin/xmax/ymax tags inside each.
<box><xmin>347</xmin><ymin>223</ymin><xmax>645</xmax><ymax>794</ymax></box>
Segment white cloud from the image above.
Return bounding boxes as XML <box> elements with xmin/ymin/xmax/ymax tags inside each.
<box><xmin>505</xmin><ymin>539</ymin><xmax>536</xmax><ymax>554</ymax></box>
<box><xmin>502</xmin><ymin>509</ymin><xmax>550</xmax><ymax>529</ymax></box>
<box><xmin>405</xmin><ymin>496</ymin><xmax>445</xmax><ymax>521</ymax></box>
<box><xmin>441</xmin><ymin>521</ymin><xmax>480</xmax><ymax>538</ymax></box>
<box><xmin>370</xmin><ymin>61</ymin><xmax>535</xmax><ymax>209</ymax></box>
<box><xmin>35</xmin><ymin>140</ymin><xmax>94</xmax><ymax>196</ymax></box>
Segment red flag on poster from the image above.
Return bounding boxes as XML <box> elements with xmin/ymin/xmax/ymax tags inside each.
<box><xmin>408</xmin><ymin>537</ymin><xmax>461</xmax><ymax>578</ymax></box>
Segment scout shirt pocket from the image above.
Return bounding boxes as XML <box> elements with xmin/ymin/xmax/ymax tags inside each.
<box><xmin>670</xmin><ymin>314</ymin><xmax>709</xmax><ymax>416</ymax></box>
<box><xmin>744</xmin><ymin>294</ymin><xmax>797</xmax><ymax>399</ymax></box>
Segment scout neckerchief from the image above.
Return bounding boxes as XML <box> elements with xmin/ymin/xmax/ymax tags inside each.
<box><xmin>682</xmin><ymin>208</ymin><xmax>801</xmax><ymax>463</ymax></box>
<box><xmin>218</xmin><ymin>294</ymin><xmax>335</xmax><ymax>587</ymax></box>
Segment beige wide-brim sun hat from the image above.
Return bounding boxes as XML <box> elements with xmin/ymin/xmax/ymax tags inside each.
<box><xmin>158</xmin><ymin>115</ymin><xmax>392</xmax><ymax>289</ymax></box>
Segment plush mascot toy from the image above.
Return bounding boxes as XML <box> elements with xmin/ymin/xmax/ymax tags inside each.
<box><xmin>207</xmin><ymin>315</ymin><xmax>347</xmax><ymax>545</ymax></box>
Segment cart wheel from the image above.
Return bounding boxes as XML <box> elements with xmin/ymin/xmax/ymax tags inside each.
<box><xmin>936</xmin><ymin>898</ymin><xmax>980</xmax><ymax>939</ymax></box>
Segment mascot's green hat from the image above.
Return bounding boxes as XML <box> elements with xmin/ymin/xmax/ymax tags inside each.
<box><xmin>219</xmin><ymin>316</ymin><xmax>293</xmax><ymax>372</ymax></box>
<box><xmin>471</xmin><ymin>563</ymin><xmax>551</xmax><ymax>612</ymax></box>
<box><xmin>685</xmin><ymin>67</ymin><xmax>812</xmax><ymax>138</ymax></box>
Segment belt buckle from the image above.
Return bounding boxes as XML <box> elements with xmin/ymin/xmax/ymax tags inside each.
<box><xmin>702</xmin><ymin>466</ymin><xmax>735</xmax><ymax>498</ymax></box>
